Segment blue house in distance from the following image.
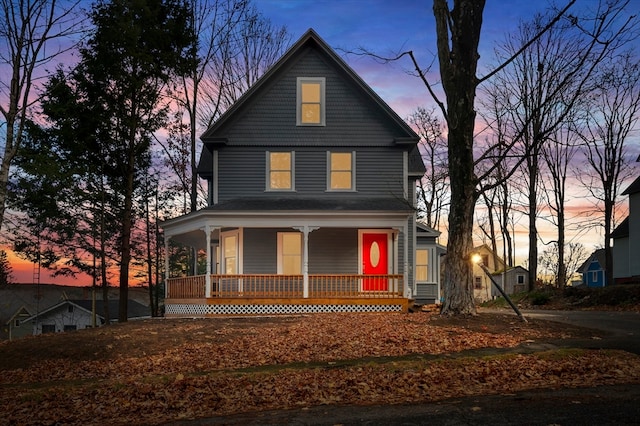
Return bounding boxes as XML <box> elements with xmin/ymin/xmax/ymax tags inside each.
<box><xmin>578</xmin><ymin>249</ymin><xmax>607</xmax><ymax>287</ymax></box>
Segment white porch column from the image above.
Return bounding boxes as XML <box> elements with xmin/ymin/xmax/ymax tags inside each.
<box><xmin>204</xmin><ymin>225</ymin><xmax>212</xmax><ymax>298</ymax></box>
<box><xmin>295</xmin><ymin>226</ymin><xmax>319</xmax><ymax>298</ymax></box>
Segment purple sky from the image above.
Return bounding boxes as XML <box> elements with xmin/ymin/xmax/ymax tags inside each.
<box><xmin>256</xmin><ymin>0</ymin><xmax>586</xmax><ymax>119</ymax></box>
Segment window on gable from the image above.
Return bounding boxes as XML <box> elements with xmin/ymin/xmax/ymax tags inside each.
<box><xmin>267</xmin><ymin>151</ymin><xmax>294</xmax><ymax>190</ymax></box>
<box><xmin>277</xmin><ymin>232</ymin><xmax>302</xmax><ymax>275</ymax></box>
<box><xmin>328</xmin><ymin>151</ymin><xmax>355</xmax><ymax>190</ymax></box>
<box><xmin>297</xmin><ymin>77</ymin><xmax>325</xmax><ymax>126</ymax></box>
<box><xmin>517</xmin><ymin>274</ymin><xmax>525</xmax><ymax>284</ymax></box>
<box><xmin>416</xmin><ymin>249</ymin><xmax>429</xmax><ymax>282</ymax></box>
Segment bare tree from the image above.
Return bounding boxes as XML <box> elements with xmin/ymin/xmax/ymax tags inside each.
<box><xmin>540</xmin><ymin>112</ymin><xmax>581</xmax><ymax>288</ymax></box>
<box><xmin>166</xmin><ymin>0</ymin><xmax>290</xmax><ymax>214</ymax></box>
<box><xmin>482</xmin><ymin>3</ymin><xmax>635</xmax><ymax>292</ymax></box>
<box><xmin>538</xmin><ymin>241</ymin><xmax>589</xmax><ymax>286</ymax></box>
<box><xmin>578</xmin><ymin>52</ymin><xmax>640</xmax><ymax>287</ymax></box>
<box><xmin>0</xmin><ymin>0</ymin><xmax>81</xmax><ymax>230</ymax></box>
<box><xmin>407</xmin><ymin>106</ymin><xmax>448</xmax><ymax>230</ymax></box>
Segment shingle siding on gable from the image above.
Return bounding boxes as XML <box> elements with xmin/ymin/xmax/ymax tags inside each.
<box><xmin>217</xmin><ymin>146</ymin><xmax>404</xmax><ymax>201</ymax></box>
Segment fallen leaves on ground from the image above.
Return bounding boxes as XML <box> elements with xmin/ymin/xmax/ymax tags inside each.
<box><xmin>0</xmin><ymin>312</ymin><xmax>638</xmax><ymax>425</ymax></box>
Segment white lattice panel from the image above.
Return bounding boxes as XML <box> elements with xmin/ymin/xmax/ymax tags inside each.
<box><xmin>165</xmin><ymin>303</ymin><xmax>403</xmax><ymax>316</ymax></box>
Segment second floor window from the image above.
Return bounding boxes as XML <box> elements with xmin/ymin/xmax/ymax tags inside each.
<box><xmin>328</xmin><ymin>151</ymin><xmax>354</xmax><ymax>190</ymax></box>
<box><xmin>267</xmin><ymin>151</ymin><xmax>293</xmax><ymax>190</ymax></box>
<box><xmin>297</xmin><ymin>77</ymin><xmax>325</xmax><ymax>126</ymax></box>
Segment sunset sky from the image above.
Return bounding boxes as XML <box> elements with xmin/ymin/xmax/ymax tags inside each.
<box><xmin>6</xmin><ymin>0</ymin><xmax>640</xmax><ymax>284</ymax></box>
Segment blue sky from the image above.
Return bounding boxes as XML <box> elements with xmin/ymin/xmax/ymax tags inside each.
<box><xmin>256</xmin><ymin>0</ymin><xmax>640</xmax><ymax>119</ymax></box>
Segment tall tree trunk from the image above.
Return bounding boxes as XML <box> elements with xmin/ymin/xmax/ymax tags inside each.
<box><xmin>434</xmin><ymin>0</ymin><xmax>485</xmax><ymax>316</ymax></box>
<box><xmin>118</xmin><ymin>145</ymin><xmax>135</xmax><ymax>322</ymax></box>
<box><xmin>527</xmin><ymin>168</ymin><xmax>538</xmax><ymax>291</ymax></box>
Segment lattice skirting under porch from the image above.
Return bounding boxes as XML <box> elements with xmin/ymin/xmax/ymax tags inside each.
<box><xmin>165</xmin><ymin>303</ymin><xmax>404</xmax><ymax>316</ymax></box>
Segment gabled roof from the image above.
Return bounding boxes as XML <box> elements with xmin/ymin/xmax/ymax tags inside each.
<box><xmin>416</xmin><ymin>222</ymin><xmax>441</xmax><ymax>237</ymax></box>
<box><xmin>622</xmin><ymin>175</ymin><xmax>640</xmax><ymax>196</ymax></box>
<box><xmin>22</xmin><ymin>299</ymin><xmax>149</xmax><ymax>323</ymax></box>
<box><xmin>577</xmin><ymin>248</ymin><xmax>606</xmax><ymax>274</ymax></box>
<box><xmin>611</xmin><ymin>217</ymin><xmax>629</xmax><ymax>239</ymax></box>
<box><xmin>200</xmin><ymin>28</ymin><xmax>420</xmax><ymax>145</ymax></box>
<box><xmin>5</xmin><ymin>306</ymin><xmax>31</xmax><ymax>325</ymax></box>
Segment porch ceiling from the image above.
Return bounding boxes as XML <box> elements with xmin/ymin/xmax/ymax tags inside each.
<box><xmin>169</xmin><ymin>229</ymin><xmax>218</xmax><ymax>250</ymax></box>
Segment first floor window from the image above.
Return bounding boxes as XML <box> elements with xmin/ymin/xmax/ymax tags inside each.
<box><xmin>416</xmin><ymin>249</ymin><xmax>429</xmax><ymax>282</ymax></box>
<box><xmin>42</xmin><ymin>324</ymin><xmax>56</xmax><ymax>334</ymax></box>
<box><xmin>223</xmin><ymin>234</ymin><xmax>238</xmax><ymax>274</ymax></box>
<box><xmin>517</xmin><ymin>274</ymin><xmax>525</xmax><ymax>284</ymax></box>
<box><xmin>278</xmin><ymin>232</ymin><xmax>302</xmax><ymax>274</ymax></box>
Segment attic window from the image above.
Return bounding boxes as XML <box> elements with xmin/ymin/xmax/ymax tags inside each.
<box><xmin>297</xmin><ymin>77</ymin><xmax>325</xmax><ymax>126</ymax></box>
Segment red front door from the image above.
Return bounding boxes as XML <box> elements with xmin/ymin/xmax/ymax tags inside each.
<box><xmin>362</xmin><ymin>232</ymin><xmax>388</xmax><ymax>291</ymax></box>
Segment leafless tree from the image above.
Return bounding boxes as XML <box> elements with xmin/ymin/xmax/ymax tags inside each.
<box><xmin>481</xmin><ymin>3</ymin><xmax>635</xmax><ymax>292</ymax></box>
<box><xmin>407</xmin><ymin>106</ymin><xmax>449</xmax><ymax>230</ymax></box>
<box><xmin>538</xmin><ymin>241</ymin><xmax>589</xmax><ymax>286</ymax></box>
<box><xmin>578</xmin><ymin>51</ymin><xmax>640</xmax><ymax>287</ymax></box>
<box><xmin>165</xmin><ymin>0</ymin><xmax>290</xmax><ymax>214</ymax></box>
<box><xmin>0</xmin><ymin>0</ymin><xmax>82</xmax><ymax>230</ymax></box>
<box><xmin>421</xmin><ymin>0</ymin><xmax>633</xmax><ymax>315</ymax></box>
<box><xmin>540</xmin><ymin>112</ymin><xmax>581</xmax><ymax>288</ymax></box>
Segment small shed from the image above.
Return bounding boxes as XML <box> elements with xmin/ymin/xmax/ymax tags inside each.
<box><xmin>491</xmin><ymin>266</ymin><xmax>529</xmax><ymax>297</ymax></box>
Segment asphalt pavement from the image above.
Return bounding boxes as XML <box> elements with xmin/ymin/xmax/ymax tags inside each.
<box><xmin>504</xmin><ymin>309</ymin><xmax>640</xmax><ymax>354</ymax></box>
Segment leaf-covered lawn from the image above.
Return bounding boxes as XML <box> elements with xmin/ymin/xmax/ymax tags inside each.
<box><xmin>1</xmin><ymin>312</ymin><xmax>639</xmax><ymax>425</ymax></box>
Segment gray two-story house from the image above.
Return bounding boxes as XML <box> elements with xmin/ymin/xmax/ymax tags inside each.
<box><xmin>161</xmin><ymin>29</ymin><xmax>438</xmax><ymax>316</ymax></box>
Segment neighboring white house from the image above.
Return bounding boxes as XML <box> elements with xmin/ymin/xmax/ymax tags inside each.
<box><xmin>15</xmin><ymin>299</ymin><xmax>150</xmax><ymax>337</ymax></box>
<box><xmin>612</xmin><ymin>169</ymin><xmax>640</xmax><ymax>284</ymax></box>
<box><xmin>472</xmin><ymin>244</ymin><xmax>506</xmax><ymax>303</ymax></box>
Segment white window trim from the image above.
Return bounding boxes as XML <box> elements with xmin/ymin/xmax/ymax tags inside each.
<box><xmin>297</xmin><ymin>77</ymin><xmax>326</xmax><ymax>126</ymax></box>
<box><xmin>266</xmin><ymin>151</ymin><xmax>295</xmax><ymax>191</ymax></box>
<box><xmin>277</xmin><ymin>232</ymin><xmax>303</xmax><ymax>274</ymax></box>
<box><xmin>326</xmin><ymin>151</ymin><xmax>356</xmax><ymax>192</ymax></box>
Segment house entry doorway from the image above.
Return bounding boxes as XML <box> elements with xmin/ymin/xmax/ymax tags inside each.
<box><xmin>360</xmin><ymin>231</ymin><xmax>390</xmax><ymax>291</ymax></box>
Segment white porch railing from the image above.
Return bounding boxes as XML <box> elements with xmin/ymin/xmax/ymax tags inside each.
<box><xmin>166</xmin><ymin>274</ymin><xmax>404</xmax><ymax>299</ymax></box>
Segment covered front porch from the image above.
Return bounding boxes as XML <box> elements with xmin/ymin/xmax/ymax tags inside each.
<box><xmin>162</xmin><ymin>201</ymin><xmax>414</xmax><ymax>316</ymax></box>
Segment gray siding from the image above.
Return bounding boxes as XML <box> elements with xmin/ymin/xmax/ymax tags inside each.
<box><xmin>217</xmin><ymin>146</ymin><xmax>405</xmax><ymax>201</ymax></box>
<box><xmin>308</xmin><ymin>228</ymin><xmax>358</xmax><ymax>274</ymax></box>
<box><xmin>214</xmin><ymin>48</ymin><xmax>403</xmax><ymax>148</ymax></box>
<box><xmin>240</xmin><ymin>228</ymin><xmax>412</xmax><ymax>276</ymax></box>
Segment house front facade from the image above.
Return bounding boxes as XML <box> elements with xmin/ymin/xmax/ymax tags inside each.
<box><xmin>161</xmin><ymin>29</ymin><xmax>432</xmax><ymax>316</ymax></box>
